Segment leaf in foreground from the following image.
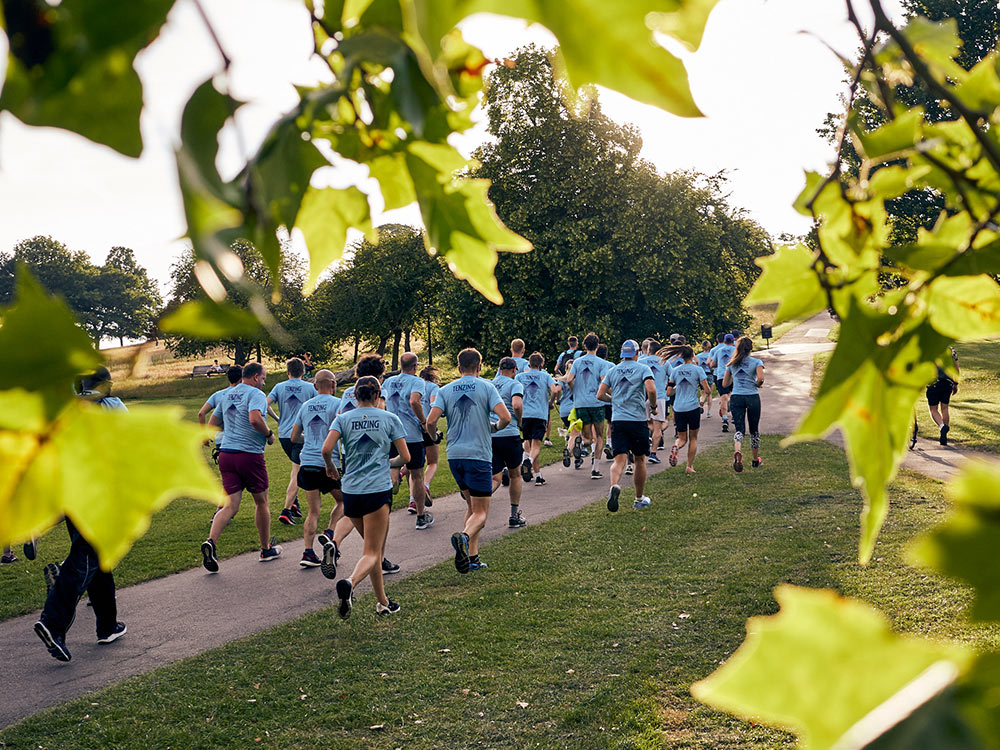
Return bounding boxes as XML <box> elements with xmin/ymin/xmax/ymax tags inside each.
<box><xmin>691</xmin><ymin>585</ymin><xmax>969</xmax><ymax>750</ymax></box>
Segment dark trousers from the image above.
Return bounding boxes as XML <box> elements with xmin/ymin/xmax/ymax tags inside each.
<box><xmin>40</xmin><ymin>519</ymin><xmax>117</xmax><ymax>639</ymax></box>
<box><xmin>730</xmin><ymin>393</ymin><xmax>762</xmax><ymax>437</ymax></box>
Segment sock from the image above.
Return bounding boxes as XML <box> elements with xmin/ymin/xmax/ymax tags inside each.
<box><xmin>417</xmin><ymin>514</ymin><xmax>425</xmax><ymax>522</ymax></box>
<box><xmin>522</xmin><ymin>451</ymin><xmax>530</xmax><ymax>462</ymax></box>
<box><xmin>510</xmin><ymin>504</ymin><xmax>518</xmax><ymax>515</ymax></box>
<box><xmin>470</xmin><ymin>554</ymin><xmax>480</xmax><ymax>563</ymax></box>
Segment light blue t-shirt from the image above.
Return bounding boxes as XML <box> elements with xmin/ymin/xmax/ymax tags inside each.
<box><xmin>669</xmin><ymin>362</ymin><xmax>706</xmax><ymax>413</ymax></box>
<box><xmin>492</xmin><ymin>374</ymin><xmax>525</xmax><ymax>438</ymax></box>
<box><xmin>511</xmin><ymin>356</ymin><xmax>529</xmax><ymax>373</ymax></box>
<box><xmin>558</xmin><ymin>380</ymin><xmax>574</xmax><ymax>418</ymax></box>
<box><xmin>728</xmin><ymin>356</ymin><xmax>765</xmax><ymax>396</ymax></box>
<box><xmin>337</xmin><ymin>385</ymin><xmax>359</xmax><ymax>415</ymax></box>
<box><xmin>294</xmin><ymin>394</ymin><xmax>341</xmax><ymax>468</ymax></box>
<box><xmin>268</xmin><ymin>379</ymin><xmax>318</xmax><ymax>439</ymax></box>
<box><xmin>515</xmin><ymin>369</ymin><xmax>555</xmax><ymax>420</ymax></box>
<box><xmin>330</xmin><ymin>407</ymin><xmax>405</xmax><ymax>495</ymax></box>
<box><xmin>712</xmin><ymin>345</ymin><xmax>736</xmax><ymax>379</ymax></box>
<box><xmin>556</xmin><ymin>348</ymin><xmax>583</xmax><ymax>372</ymax></box>
<box><xmin>695</xmin><ymin>351</ymin><xmax>713</xmax><ymax>377</ymax></box>
<box><xmin>571</xmin><ymin>353</ymin><xmax>612</xmax><ymax>409</ymax></box>
<box><xmin>602</xmin><ymin>359</ymin><xmax>654</xmax><ymax>423</ymax></box>
<box><xmin>664</xmin><ymin>354</ymin><xmax>683</xmax><ymax>376</ymax></box>
<box><xmin>204</xmin><ymin>386</ymin><xmax>232</xmax><ymax>445</ymax></box>
<box><xmin>219</xmin><ymin>382</ymin><xmax>269</xmax><ymax>454</ymax></box>
<box><xmin>639</xmin><ymin>354</ymin><xmax>667</xmax><ymax>399</ymax></box>
<box><xmin>421</xmin><ymin>380</ymin><xmax>439</xmax><ymax>415</ymax></box>
<box><xmin>381</xmin><ymin>372</ymin><xmax>426</xmax><ymax>444</ymax></box>
<box><xmin>435</xmin><ymin>375</ymin><xmax>503</xmax><ymax>462</ymax></box>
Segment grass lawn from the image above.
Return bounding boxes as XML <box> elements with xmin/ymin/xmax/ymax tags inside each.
<box><xmin>5</xmin><ymin>438</ymin><xmax>996</xmax><ymax>749</ymax></box>
<box><xmin>748</xmin><ymin>303</ymin><xmax>802</xmax><ymax>348</ymax></box>
<box><xmin>0</xmin><ymin>387</ymin><xmax>574</xmax><ymax>623</ymax></box>
<box><xmin>812</xmin><ymin>341</ymin><xmax>1000</xmax><ymax>453</ymax></box>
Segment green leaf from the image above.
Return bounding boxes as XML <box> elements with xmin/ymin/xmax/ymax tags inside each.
<box><xmin>369</xmin><ymin>152</ymin><xmax>417</xmax><ymax>210</ymax></box>
<box><xmin>0</xmin><ymin>267</ymin><xmax>103</xmax><ymax>418</ymax></box>
<box><xmin>691</xmin><ymin>585</ymin><xmax>970</xmax><ymax>750</ymax></box>
<box><xmin>408</xmin><ymin>0</ymin><xmax>705</xmax><ymax>117</ymax></box>
<box><xmin>404</xmin><ymin>140</ymin><xmax>531</xmax><ymax>303</ymax></box>
<box><xmin>0</xmin><ymin>0</ymin><xmax>173</xmax><ymax>157</ymax></box>
<box><xmin>854</xmin><ymin>109</ymin><xmax>924</xmax><ymax>161</ymax></box>
<box><xmin>926</xmin><ymin>275</ymin><xmax>1000</xmax><ymax>340</ymax></box>
<box><xmin>867</xmin><ymin>164</ymin><xmax>932</xmax><ymax>200</ymax></box>
<box><xmin>180</xmin><ymin>78</ymin><xmax>242</xmax><ymax>199</ymax></box>
<box><xmin>953</xmin><ymin>52</ymin><xmax>1000</xmax><ymax>113</ymax></box>
<box><xmin>910</xmin><ymin>460</ymin><xmax>1000</xmax><ymax>622</ymax></box>
<box><xmin>294</xmin><ymin>186</ymin><xmax>373</xmax><ymax>293</ymax></box>
<box><xmin>0</xmin><ymin>401</ymin><xmax>221</xmax><ymax>568</ymax></box>
<box><xmin>646</xmin><ymin>0</ymin><xmax>723</xmax><ymax>53</ymax></box>
<box><xmin>159</xmin><ymin>299</ymin><xmax>262</xmax><ymax>340</ymax></box>
<box><xmin>744</xmin><ymin>244</ymin><xmax>827</xmax><ymax>324</ymax></box>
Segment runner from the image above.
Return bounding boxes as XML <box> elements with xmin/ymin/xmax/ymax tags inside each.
<box><xmin>722</xmin><ymin>336</ymin><xmax>765</xmax><ymax>472</ymax></box>
<box><xmin>695</xmin><ymin>340</ymin><xmax>714</xmax><ymax>416</ymax></box>
<box><xmin>198</xmin><ymin>365</ymin><xmax>242</xmax><ymax>463</ymax></box>
<box><xmin>639</xmin><ymin>339</ymin><xmax>667</xmax><ymax>465</ymax></box>
<box><xmin>510</xmin><ymin>338</ymin><xmax>530</xmax><ymax>373</ymax></box>
<box><xmin>491</xmin><ymin>357</ymin><xmax>526</xmax><ymax>527</ymax></box>
<box><xmin>267</xmin><ymin>358</ymin><xmax>318</xmax><ymax>526</ymax></box>
<box><xmin>556</xmin><ymin>359</ymin><xmax>584</xmax><ymax>470</ymax></box>
<box><xmin>596</xmin><ymin>342</ymin><xmax>615</xmax><ymax>461</ymax></box>
<box><xmin>926</xmin><ymin>347</ymin><xmax>960</xmax><ymax>445</ymax></box>
<box><xmin>201</xmin><ymin>362</ymin><xmax>282</xmax><ymax>572</ymax></box>
<box><xmin>419</xmin><ymin>365</ymin><xmax>442</xmax><ymax>496</ymax></box>
<box><xmin>289</xmin><ymin>369</ymin><xmax>341</xmax><ymax>570</ymax></box>
<box><xmin>663</xmin><ymin>345</ymin><xmax>711</xmax><ymax>472</ymax></box>
<box><xmin>426</xmin><ymin>348</ymin><xmax>511</xmax><ymax>574</ymax></box>
<box><xmin>516</xmin><ymin>352</ymin><xmax>559</xmax><ymax>486</ymax></box>
<box><xmin>563</xmin><ymin>333</ymin><xmax>612</xmax><ymax>479</ymax></box>
<box><xmin>325</xmin><ymin>376</ymin><xmax>406</xmax><ymax>618</ymax></box>
<box><xmin>382</xmin><ymin>352</ymin><xmax>433</xmax><ymax>530</ymax></box>
<box><xmin>597</xmin><ymin>340</ymin><xmax>657</xmax><ymax>512</ymax></box>
<box><xmin>710</xmin><ymin>334</ymin><xmax>736</xmax><ymax>432</ymax></box>
<box><xmin>555</xmin><ymin>335</ymin><xmax>584</xmax><ymax>375</ymax></box>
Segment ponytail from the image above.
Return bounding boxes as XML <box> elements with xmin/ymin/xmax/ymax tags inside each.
<box><xmin>728</xmin><ymin>337</ymin><xmax>753</xmax><ymax>369</ymax></box>
<box><xmin>355</xmin><ymin>376</ymin><xmax>381</xmax><ymax>404</ymax></box>
<box><xmin>656</xmin><ymin>344</ymin><xmax>694</xmax><ymax>363</ymax></box>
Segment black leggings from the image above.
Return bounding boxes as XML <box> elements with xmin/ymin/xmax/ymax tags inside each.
<box><xmin>729</xmin><ymin>394</ymin><xmax>761</xmax><ymax>448</ymax></box>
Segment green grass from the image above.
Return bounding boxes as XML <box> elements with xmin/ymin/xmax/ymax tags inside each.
<box><xmin>748</xmin><ymin>303</ymin><xmax>802</xmax><ymax>348</ymax></box>
<box><xmin>0</xmin><ymin>387</ymin><xmax>573</xmax><ymax>622</ymax></box>
<box><xmin>5</xmin><ymin>438</ymin><xmax>997</xmax><ymax>749</ymax></box>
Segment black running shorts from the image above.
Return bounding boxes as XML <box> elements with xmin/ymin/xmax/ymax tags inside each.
<box><xmin>279</xmin><ymin>437</ymin><xmax>302</xmax><ymax>464</ymax></box>
<box><xmin>926</xmin><ymin>379</ymin><xmax>954</xmax><ymax>406</ymax></box>
<box><xmin>297</xmin><ymin>465</ymin><xmax>340</xmax><ymax>494</ymax></box>
<box><xmin>343</xmin><ymin>490</ymin><xmax>392</xmax><ymax>518</ymax></box>
<box><xmin>521</xmin><ymin>417</ymin><xmax>547</xmax><ymax>442</ymax></box>
<box><xmin>389</xmin><ymin>440</ymin><xmax>427</xmax><ymax>470</ymax></box>
<box><xmin>673</xmin><ymin>408</ymin><xmax>701</xmax><ymax>433</ymax></box>
<box><xmin>492</xmin><ymin>435</ymin><xmax>523</xmax><ymax>474</ymax></box>
<box><xmin>611</xmin><ymin>421</ymin><xmax>650</xmax><ymax>458</ymax></box>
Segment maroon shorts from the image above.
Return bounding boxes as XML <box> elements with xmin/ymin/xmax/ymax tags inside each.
<box><xmin>218</xmin><ymin>451</ymin><xmax>269</xmax><ymax>495</ymax></box>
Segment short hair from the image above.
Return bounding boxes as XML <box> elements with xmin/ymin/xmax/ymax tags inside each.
<box><xmin>355</xmin><ymin>376</ymin><xmax>381</xmax><ymax>403</ymax></box>
<box><xmin>286</xmin><ymin>357</ymin><xmax>305</xmax><ymax>378</ymax></box>
<box><xmin>400</xmin><ymin>352</ymin><xmax>418</xmax><ymax>372</ymax></box>
<box><xmin>702</xmin><ymin>339</ymin><xmax>712</xmax><ymax>349</ymax></box>
<box><xmin>717</xmin><ymin>333</ymin><xmax>726</xmax><ymax>343</ymax></box>
<box><xmin>419</xmin><ymin>365</ymin><xmax>439</xmax><ymax>383</ymax></box>
<box><xmin>510</xmin><ymin>338</ymin><xmax>525</xmax><ymax>354</ymax></box>
<box><xmin>499</xmin><ymin>357</ymin><xmax>517</xmax><ymax>372</ymax></box>
<box><xmin>528</xmin><ymin>352</ymin><xmax>544</xmax><ymax>369</ymax></box>
<box><xmin>227</xmin><ymin>365</ymin><xmax>243</xmax><ymax>384</ymax></box>
<box><xmin>583</xmin><ymin>332</ymin><xmax>599</xmax><ymax>351</ymax></box>
<box><xmin>77</xmin><ymin>366</ymin><xmax>112</xmax><ymax>394</ymax></box>
<box><xmin>355</xmin><ymin>353</ymin><xmax>385</xmax><ymax>379</ymax></box>
<box><xmin>567</xmin><ymin>336</ymin><xmax>578</xmax><ymax>346</ymax></box>
<box><xmin>647</xmin><ymin>339</ymin><xmax>661</xmax><ymax>352</ymax></box>
<box><xmin>458</xmin><ymin>348</ymin><xmax>482</xmax><ymax>373</ymax></box>
<box><xmin>243</xmin><ymin>362</ymin><xmax>264</xmax><ymax>380</ymax></box>
<box><xmin>595</xmin><ymin>343</ymin><xmax>608</xmax><ymax>359</ymax></box>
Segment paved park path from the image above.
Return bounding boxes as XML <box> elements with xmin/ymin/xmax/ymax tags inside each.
<box><xmin>0</xmin><ymin>313</ymin><xmax>988</xmax><ymax>728</ymax></box>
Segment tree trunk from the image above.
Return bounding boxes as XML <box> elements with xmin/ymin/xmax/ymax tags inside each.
<box><xmin>118</xmin><ymin>336</ymin><xmax>125</xmax><ymax>347</ymax></box>
<box><xmin>427</xmin><ymin>316</ymin><xmax>433</xmax><ymax>366</ymax></box>
<box><xmin>404</xmin><ymin>329</ymin><xmax>411</xmax><ymax>353</ymax></box>
<box><xmin>353</xmin><ymin>334</ymin><xmax>359</xmax><ymax>363</ymax></box>
<box><xmin>255</xmin><ymin>341</ymin><xmax>262</xmax><ymax>363</ymax></box>
<box><xmin>376</xmin><ymin>335</ymin><xmax>388</xmax><ymax>357</ymax></box>
<box><xmin>391</xmin><ymin>328</ymin><xmax>402</xmax><ymax>371</ymax></box>
<box><xmin>234</xmin><ymin>341</ymin><xmax>247</xmax><ymax>366</ymax></box>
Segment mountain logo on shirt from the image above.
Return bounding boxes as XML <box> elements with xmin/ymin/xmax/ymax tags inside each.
<box><xmin>285</xmin><ymin>395</ymin><xmax>301</xmax><ymax>418</ymax></box>
<box><xmin>307</xmin><ymin>415</ymin><xmax>327</xmax><ymax>445</ymax></box>
<box><xmin>576</xmin><ymin>363</ymin><xmax>596</xmax><ymax>394</ymax></box>
<box><xmin>449</xmin><ymin>393</ymin><xmax>475</xmax><ymax>442</ymax></box>
<box><xmin>225</xmin><ymin>403</ymin><xmax>240</xmax><ymax>427</ymax></box>
<box><xmin>341</xmin><ymin>401</ymin><xmax>356</xmax><ymax>413</ymax></box>
<box><xmin>525</xmin><ymin>380</ymin><xmax>541</xmax><ymax>400</ymax></box>
<box><xmin>387</xmin><ymin>390</ymin><xmax>403</xmax><ymax>415</ymax></box>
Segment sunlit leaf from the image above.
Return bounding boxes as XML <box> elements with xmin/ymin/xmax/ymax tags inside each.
<box><xmin>295</xmin><ymin>186</ymin><xmax>373</xmax><ymax>293</ymax></box>
<box><xmin>159</xmin><ymin>299</ymin><xmax>262</xmax><ymax>339</ymax></box>
<box><xmin>744</xmin><ymin>244</ymin><xmax>827</xmax><ymax>324</ymax></box>
<box><xmin>691</xmin><ymin>585</ymin><xmax>970</xmax><ymax>750</ymax></box>
<box><xmin>926</xmin><ymin>275</ymin><xmax>1000</xmax><ymax>340</ymax></box>
<box><xmin>646</xmin><ymin>0</ymin><xmax>723</xmax><ymax>53</ymax></box>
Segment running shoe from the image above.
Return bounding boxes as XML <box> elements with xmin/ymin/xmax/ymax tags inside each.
<box><xmin>318</xmin><ymin>534</ymin><xmax>339</xmax><ymax>580</ymax></box>
<box><xmin>509</xmin><ymin>509</ymin><xmax>527</xmax><ymax>528</ymax></box>
<box><xmin>632</xmin><ymin>496</ymin><xmax>651</xmax><ymax>510</ymax></box>
<box><xmin>425</xmin><ymin>493</ymin><xmax>433</xmax><ymax>508</ymax></box>
<box><xmin>535</xmin><ymin>475</ymin><xmax>546</xmax><ymax>486</ymax></box>
<box><xmin>751</xmin><ymin>457</ymin><xmax>763</xmax><ymax>469</ymax></box>
<box><xmin>376</xmin><ymin>600</ymin><xmax>401</xmax><ymax>616</ymax></box>
<box><xmin>648</xmin><ymin>453</ymin><xmax>661</xmax><ymax>465</ymax></box>
<box><xmin>733</xmin><ymin>451</ymin><xmax>743</xmax><ymax>473</ymax></box>
<box><xmin>451</xmin><ymin>532</ymin><xmax>471</xmax><ymax>574</ymax></box>
<box><xmin>97</xmin><ymin>622</ymin><xmax>127</xmax><ymax>644</ymax></box>
<box><xmin>336</xmin><ymin>579</ymin><xmax>353</xmax><ymax>619</ymax></box>
<box><xmin>259</xmin><ymin>542</ymin><xmax>283</xmax><ymax>562</ymax></box>
<box><xmin>520</xmin><ymin>457</ymin><xmax>533</xmax><ymax>482</ymax></box>
<box><xmin>300</xmin><ymin>549</ymin><xmax>321</xmax><ymax>568</ymax></box>
<box><xmin>381</xmin><ymin>558</ymin><xmax>400</xmax><ymax>575</ymax></box>
<box><xmin>607</xmin><ymin>484</ymin><xmax>621</xmax><ymax>513</ymax></box>
<box><xmin>34</xmin><ymin>621</ymin><xmax>71</xmax><ymax>662</ymax></box>
<box><xmin>543</xmin><ymin>438</ymin><xmax>553</xmax><ymax>447</ymax></box>
<box><xmin>940</xmin><ymin>424</ymin><xmax>949</xmax><ymax>446</ymax></box>
<box><xmin>501</xmin><ymin>468</ymin><xmax>510</xmax><ymax>487</ymax></box>
<box><xmin>43</xmin><ymin>563</ymin><xmax>60</xmax><ymax>594</ymax></box>
<box><xmin>415</xmin><ymin>511</ymin><xmax>435</xmax><ymax>530</ymax></box>
<box><xmin>573</xmin><ymin>436</ymin><xmax>583</xmax><ymax>459</ymax></box>
<box><xmin>603</xmin><ymin>445</ymin><xmax>613</xmax><ymax>460</ymax></box>
<box><xmin>290</xmin><ymin>501</ymin><xmax>303</xmax><ymax>519</ymax></box>
<box><xmin>469</xmin><ymin>559</ymin><xmax>489</xmax><ymax>571</ymax></box>
<box><xmin>669</xmin><ymin>445</ymin><xmax>679</xmax><ymax>467</ymax></box>
<box><xmin>591</xmin><ymin>468</ymin><xmax>603</xmax><ymax>480</ymax></box>
<box><xmin>722</xmin><ymin>422</ymin><xmax>729</xmax><ymax>433</ymax></box>
<box><xmin>23</xmin><ymin>539</ymin><xmax>37</xmax><ymax>560</ymax></box>
<box><xmin>407</xmin><ymin>500</ymin><xmax>418</xmax><ymax>514</ymax></box>
<box><xmin>686</xmin><ymin>466</ymin><xmax>696</xmax><ymax>474</ymax></box>
<box><xmin>625</xmin><ymin>464</ymin><xmax>634</xmax><ymax>476</ymax></box>
<box><xmin>201</xmin><ymin>539</ymin><xmax>219</xmax><ymax>573</ymax></box>
<box><xmin>574</xmin><ymin>456</ymin><xmax>584</xmax><ymax>470</ymax></box>
<box><xmin>279</xmin><ymin>509</ymin><xmax>295</xmax><ymax>526</ymax></box>
<box><xmin>0</xmin><ymin>551</ymin><xmax>16</xmax><ymax>565</ymax></box>
<box><xmin>562</xmin><ymin>447</ymin><xmax>571</xmax><ymax>467</ymax></box>
<box><xmin>705</xmin><ymin>412</ymin><xmax>711</xmax><ymax>419</ymax></box>
<box><xmin>392</xmin><ymin>478</ymin><xmax>402</xmax><ymax>496</ymax></box>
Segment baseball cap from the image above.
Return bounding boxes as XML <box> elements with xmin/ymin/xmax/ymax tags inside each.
<box><xmin>620</xmin><ymin>339</ymin><xmax>640</xmax><ymax>358</ymax></box>
<box><xmin>724</xmin><ymin>334</ymin><xmax>735</xmax><ymax>344</ymax></box>
<box><xmin>669</xmin><ymin>333</ymin><xmax>681</xmax><ymax>344</ymax></box>
<box><xmin>499</xmin><ymin>357</ymin><xmax>517</xmax><ymax>371</ymax></box>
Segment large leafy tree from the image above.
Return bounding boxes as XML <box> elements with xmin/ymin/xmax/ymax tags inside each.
<box><xmin>94</xmin><ymin>247</ymin><xmax>163</xmax><ymax>346</ymax></box>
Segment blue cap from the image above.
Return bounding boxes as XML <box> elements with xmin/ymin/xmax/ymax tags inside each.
<box><xmin>620</xmin><ymin>339</ymin><xmax>639</xmax><ymax>358</ymax></box>
<box><xmin>724</xmin><ymin>334</ymin><xmax>735</xmax><ymax>344</ymax></box>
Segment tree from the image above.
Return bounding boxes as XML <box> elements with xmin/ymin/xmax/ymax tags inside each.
<box><xmin>94</xmin><ymin>247</ymin><xmax>163</xmax><ymax>346</ymax></box>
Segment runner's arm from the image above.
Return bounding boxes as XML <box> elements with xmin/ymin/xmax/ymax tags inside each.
<box><xmin>265</xmin><ymin>399</ymin><xmax>280</xmax><ymax>422</ymax></box>
<box><xmin>409</xmin><ymin>391</ymin><xmax>427</xmax><ymax>425</ymax></box>
<box><xmin>290</xmin><ymin>424</ymin><xmax>303</xmax><ymax>444</ymax></box>
<box><xmin>755</xmin><ymin>364</ymin><xmax>765</xmax><ymax>388</ymax></box>
<box><xmin>722</xmin><ymin>370</ymin><xmax>733</xmax><ymax>389</ymax></box>
<box><xmin>699</xmin><ymin>378</ymin><xmax>711</xmax><ymax>396</ymax></box>
<box><xmin>249</xmin><ymin>409</ymin><xmax>275</xmax><ymax>444</ymax></box>
<box><xmin>596</xmin><ymin>382</ymin><xmax>612</xmax><ymax>403</ymax></box>
<box><xmin>197</xmin><ymin>402</ymin><xmax>213</xmax><ymax>425</ymax></box>
<box><xmin>512</xmin><ymin>394</ymin><xmax>523</xmax><ymax>422</ymax></box>
<box><xmin>393</xmin><ymin>437</ymin><xmax>411</xmax><ymax>465</ymax></box>
<box><xmin>492</xmin><ymin>401</ymin><xmax>511</xmax><ymax>432</ymax></box>
<box><xmin>644</xmin><ymin>377</ymin><xmax>657</xmax><ymax>415</ymax></box>
<box><xmin>322</xmin><ymin>429</ymin><xmax>341</xmax><ymax>479</ymax></box>
<box><xmin>425</xmin><ymin>405</ymin><xmax>444</xmax><ymax>441</ymax></box>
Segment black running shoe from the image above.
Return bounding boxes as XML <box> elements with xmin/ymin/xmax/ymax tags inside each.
<box><xmin>34</xmin><ymin>621</ymin><xmax>71</xmax><ymax>662</ymax></box>
<box><xmin>279</xmin><ymin>509</ymin><xmax>295</xmax><ymax>525</ymax></box>
<box><xmin>520</xmin><ymin>457</ymin><xmax>533</xmax><ymax>482</ymax></box>
<box><xmin>562</xmin><ymin>447</ymin><xmax>571</xmax><ymax>467</ymax></box>
<box><xmin>722</xmin><ymin>422</ymin><xmax>729</xmax><ymax>433</ymax></box>
<box><xmin>574</xmin><ymin>456</ymin><xmax>584</xmax><ymax>470</ymax></box>
<box><xmin>603</xmin><ymin>445</ymin><xmax>613</xmax><ymax>460</ymax></box>
<box><xmin>23</xmin><ymin>539</ymin><xmax>37</xmax><ymax>561</ymax></box>
<box><xmin>573</xmin><ymin>436</ymin><xmax>583</xmax><ymax>459</ymax></box>
<box><xmin>381</xmin><ymin>558</ymin><xmax>401</xmax><ymax>575</ymax></box>
<box><xmin>591</xmin><ymin>468</ymin><xmax>603</xmax><ymax>480</ymax></box>
<box><xmin>451</xmin><ymin>532</ymin><xmax>471</xmax><ymax>574</ymax></box>
<box><xmin>376</xmin><ymin>599</ymin><xmax>401</xmax><ymax>616</ymax></box>
<box><xmin>509</xmin><ymin>509</ymin><xmax>527</xmax><ymax>528</ymax></box>
<box><xmin>607</xmin><ymin>484</ymin><xmax>621</xmax><ymax>513</ymax></box>
<box><xmin>300</xmin><ymin>549</ymin><xmax>321</xmax><ymax>568</ymax></box>
<box><xmin>201</xmin><ymin>539</ymin><xmax>219</xmax><ymax>573</ymax></box>
<box><xmin>535</xmin><ymin>475</ymin><xmax>546</xmax><ymax>486</ymax></box>
<box><xmin>940</xmin><ymin>424</ymin><xmax>949</xmax><ymax>446</ymax></box>
<box><xmin>97</xmin><ymin>622</ymin><xmax>127</xmax><ymax>644</ymax></box>
<box><xmin>751</xmin><ymin>457</ymin><xmax>763</xmax><ymax>468</ymax></box>
<box><xmin>290</xmin><ymin>502</ymin><xmax>303</xmax><ymax>519</ymax></box>
<box><xmin>336</xmin><ymin>579</ymin><xmax>353</xmax><ymax>619</ymax></box>
<box><xmin>318</xmin><ymin>534</ymin><xmax>338</xmax><ymax>579</ymax></box>
<box><xmin>43</xmin><ymin>563</ymin><xmax>60</xmax><ymax>595</ymax></box>
<box><xmin>501</xmin><ymin>468</ymin><xmax>510</xmax><ymax>487</ymax></box>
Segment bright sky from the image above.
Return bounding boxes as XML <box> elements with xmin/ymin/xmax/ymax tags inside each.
<box><xmin>0</xmin><ymin>0</ymin><xmax>905</xmax><ymax>293</ymax></box>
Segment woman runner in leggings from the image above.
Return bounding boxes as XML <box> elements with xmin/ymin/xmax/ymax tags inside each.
<box><xmin>721</xmin><ymin>337</ymin><xmax>765</xmax><ymax>472</ymax></box>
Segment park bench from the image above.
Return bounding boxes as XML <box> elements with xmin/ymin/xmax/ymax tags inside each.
<box><xmin>190</xmin><ymin>365</ymin><xmax>222</xmax><ymax>378</ymax></box>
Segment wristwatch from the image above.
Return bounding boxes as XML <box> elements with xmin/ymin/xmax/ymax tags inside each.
<box><xmin>267</xmin><ymin>430</ymin><xmax>274</xmax><ymax>438</ymax></box>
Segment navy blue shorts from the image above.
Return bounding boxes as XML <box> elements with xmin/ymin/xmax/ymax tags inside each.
<box><xmin>448</xmin><ymin>458</ymin><xmax>493</xmax><ymax>497</ymax></box>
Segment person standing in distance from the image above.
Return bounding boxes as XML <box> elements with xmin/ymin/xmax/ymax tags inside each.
<box><xmin>562</xmin><ymin>332</ymin><xmax>612</xmax><ymax>479</ymax></box>
<box><xmin>382</xmin><ymin>352</ymin><xmax>433</xmax><ymax>530</ymax></box>
<box><xmin>491</xmin><ymin>358</ymin><xmax>526</xmax><ymax>527</ymax></box>
<box><xmin>516</xmin><ymin>352</ymin><xmax>559</xmax><ymax>486</ymax></box>
<box><xmin>268</xmin><ymin>358</ymin><xmax>317</xmax><ymax>526</ymax></box>
<box><xmin>597</xmin><ymin>340</ymin><xmax>657</xmax><ymax>512</ymax></box>
<box><xmin>201</xmin><ymin>362</ymin><xmax>282</xmax><ymax>572</ymax></box>
<box><xmin>663</xmin><ymin>345</ymin><xmax>711</xmax><ymax>472</ymax></box>
<box><xmin>722</xmin><ymin>337</ymin><xmax>765</xmax><ymax>472</ymax></box>
<box><xmin>426</xmin><ymin>348</ymin><xmax>511</xmax><ymax>573</ymax></box>
<box><xmin>324</xmin><ymin>377</ymin><xmax>407</xmax><ymax>618</ymax></box>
